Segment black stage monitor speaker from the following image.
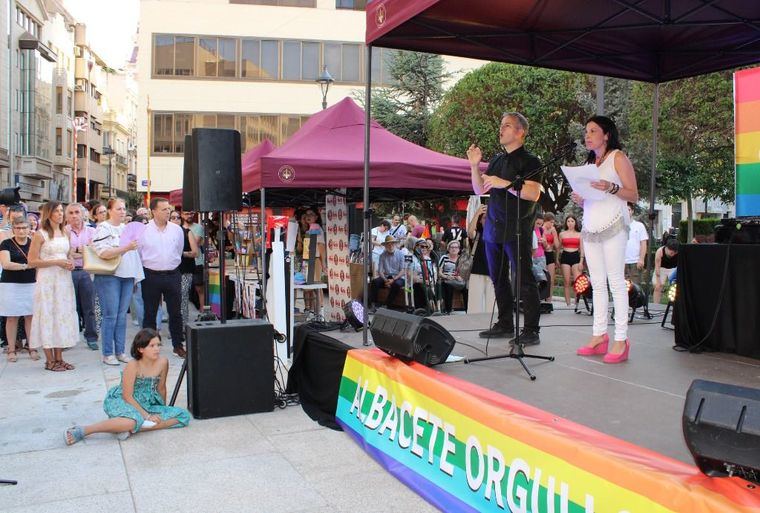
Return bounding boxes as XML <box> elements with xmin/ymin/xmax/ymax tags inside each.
<box><xmin>186</xmin><ymin>128</ymin><xmax>242</xmax><ymax>212</ymax></box>
<box><xmin>683</xmin><ymin>379</ymin><xmax>760</xmax><ymax>483</ymax></box>
<box><xmin>181</xmin><ymin>135</ymin><xmax>196</xmax><ymax>211</ymax></box>
<box><xmin>370</xmin><ymin>308</ymin><xmax>455</xmax><ymax>366</ymax></box>
<box><xmin>186</xmin><ymin>319</ymin><xmax>274</xmax><ymax>419</ymax></box>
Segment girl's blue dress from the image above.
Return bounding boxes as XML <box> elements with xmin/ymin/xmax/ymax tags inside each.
<box><xmin>103</xmin><ymin>373</ymin><xmax>190</xmax><ymax>432</ymax></box>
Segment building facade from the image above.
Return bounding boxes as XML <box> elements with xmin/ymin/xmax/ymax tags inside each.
<box><xmin>136</xmin><ymin>0</ymin><xmax>482</xmax><ymax>195</ymax></box>
<box><xmin>102</xmin><ymin>70</ymin><xmax>138</xmax><ymax>198</ymax></box>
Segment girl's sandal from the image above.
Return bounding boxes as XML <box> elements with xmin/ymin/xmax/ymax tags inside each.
<box><xmin>45</xmin><ymin>361</ymin><xmax>66</xmax><ymax>372</ymax></box>
<box><xmin>6</xmin><ymin>351</ymin><xmax>17</xmax><ymax>362</ymax></box>
<box><xmin>29</xmin><ymin>349</ymin><xmax>40</xmax><ymax>361</ymax></box>
<box><xmin>58</xmin><ymin>360</ymin><xmax>75</xmax><ymax>371</ymax></box>
<box><xmin>64</xmin><ymin>425</ymin><xmax>85</xmax><ymax>446</ymax></box>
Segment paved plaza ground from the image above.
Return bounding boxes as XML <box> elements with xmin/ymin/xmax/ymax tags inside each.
<box><xmin>1</xmin><ymin>300</ymin><xmax>758</xmax><ymax>512</ymax></box>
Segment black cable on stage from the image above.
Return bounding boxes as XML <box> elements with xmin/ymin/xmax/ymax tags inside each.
<box><xmin>672</xmin><ymin>241</ymin><xmax>732</xmax><ymax>354</ymax></box>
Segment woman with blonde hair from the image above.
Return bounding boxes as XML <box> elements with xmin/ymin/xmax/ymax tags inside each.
<box><xmin>28</xmin><ymin>202</ymin><xmax>79</xmax><ymax>371</ymax></box>
<box><xmin>92</xmin><ymin>198</ymin><xmax>143</xmax><ymax>365</ymax></box>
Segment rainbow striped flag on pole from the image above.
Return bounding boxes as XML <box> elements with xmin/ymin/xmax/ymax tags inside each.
<box><xmin>735</xmin><ymin>67</ymin><xmax>760</xmax><ymax>217</ymax></box>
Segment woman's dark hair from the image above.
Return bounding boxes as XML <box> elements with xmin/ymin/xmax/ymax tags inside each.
<box><xmin>40</xmin><ymin>201</ymin><xmax>63</xmax><ymax>239</ymax></box>
<box><xmin>665</xmin><ymin>238</ymin><xmax>679</xmax><ymax>252</ymax></box>
<box><xmin>131</xmin><ymin>328</ymin><xmax>161</xmax><ymax>359</ymax></box>
<box><xmin>585</xmin><ymin>115</ymin><xmax>623</xmax><ymax>164</ymax></box>
<box><xmin>132</xmin><ymin>214</ymin><xmax>148</xmax><ymax>224</ymax></box>
<box><xmin>563</xmin><ymin>214</ymin><xmax>582</xmax><ymax>232</ymax></box>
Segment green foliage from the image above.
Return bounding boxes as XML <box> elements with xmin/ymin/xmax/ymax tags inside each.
<box><xmin>428</xmin><ymin>63</ymin><xmax>593</xmax><ymax>213</ymax></box>
<box><xmin>358</xmin><ymin>51</ymin><xmax>449</xmax><ymax>147</ymax></box>
<box><xmin>628</xmin><ymin>72</ymin><xmax>734</xmax><ymax>205</ymax></box>
<box><xmin>678</xmin><ymin>218</ymin><xmax>720</xmax><ymax>243</ymax></box>
<box><xmin>125</xmin><ymin>191</ymin><xmax>145</xmax><ymax>210</ymax></box>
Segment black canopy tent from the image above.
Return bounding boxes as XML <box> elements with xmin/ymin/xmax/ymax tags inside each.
<box><xmin>359</xmin><ymin>0</ymin><xmax>760</xmax><ymax>341</ymax></box>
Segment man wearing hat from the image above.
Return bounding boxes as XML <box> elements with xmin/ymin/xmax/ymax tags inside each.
<box><xmin>369</xmin><ymin>235</ymin><xmax>406</xmax><ymax>311</ymax></box>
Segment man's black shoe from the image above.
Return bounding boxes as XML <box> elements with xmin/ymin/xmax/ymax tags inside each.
<box><xmin>509</xmin><ymin>330</ymin><xmax>541</xmax><ymax>346</ymax></box>
<box><xmin>478</xmin><ymin>325</ymin><xmax>515</xmax><ymax>338</ymax></box>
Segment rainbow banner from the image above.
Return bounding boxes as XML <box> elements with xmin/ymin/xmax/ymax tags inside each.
<box><xmin>208</xmin><ymin>268</ymin><xmax>221</xmax><ymax>318</ymax></box>
<box><xmin>337</xmin><ymin>349</ymin><xmax>760</xmax><ymax>513</ymax></box>
<box><xmin>735</xmin><ymin>67</ymin><xmax>760</xmax><ymax>217</ymax></box>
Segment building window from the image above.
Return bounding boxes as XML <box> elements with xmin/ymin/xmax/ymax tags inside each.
<box><xmin>66</xmin><ymin>129</ymin><xmax>72</xmax><ymax>157</ymax></box>
<box><xmin>153</xmin><ymin>111</ymin><xmax>309</xmax><ymax>155</ymax></box>
<box><xmin>336</xmin><ymin>0</ymin><xmax>366</xmax><ymax>10</ymax></box>
<box><xmin>151</xmin><ymin>34</ymin><xmax>394</xmax><ymax>85</ymax></box>
<box><xmin>56</xmin><ymin>87</ymin><xmax>63</xmax><ymax>114</ymax></box>
<box><xmin>175</xmin><ymin>36</ymin><xmax>195</xmax><ymax>76</ymax></box>
<box><xmin>56</xmin><ymin>128</ymin><xmax>62</xmax><ymax>155</ymax></box>
<box><xmin>67</xmin><ymin>90</ymin><xmax>73</xmax><ymax>116</ymax></box>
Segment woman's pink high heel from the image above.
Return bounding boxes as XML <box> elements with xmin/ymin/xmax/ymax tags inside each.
<box><xmin>576</xmin><ymin>334</ymin><xmax>609</xmax><ymax>356</ymax></box>
<box><xmin>603</xmin><ymin>340</ymin><xmax>630</xmax><ymax>364</ymax></box>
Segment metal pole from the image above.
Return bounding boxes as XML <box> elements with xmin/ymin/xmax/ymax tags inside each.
<box><xmin>647</xmin><ymin>83</ymin><xmax>660</xmax><ymax>268</ymax></box>
<box><xmin>596</xmin><ymin>76</ymin><xmax>605</xmax><ymax>115</ymax></box>
<box><xmin>7</xmin><ymin>5</ymin><xmax>14</xmax><ymax>190</ymax></box>
<box><xmin>260</xmin><ymin>187</ymin><xmax>267</xmax><ymax>317</ymax></box>
<box><xmin>362</xmin><ymin>45</ymin><xmax>372</xmax><ymax>346</ymax></box>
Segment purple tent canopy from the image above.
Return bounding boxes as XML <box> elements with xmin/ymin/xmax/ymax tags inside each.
<box><xmin>366</xmin><ymin>0</ymin><xmax>760</xmax><ymax>83</ymax></box>
<box><xmin>249</xmin><ymin>97</ymin><xmax>478</xmax><ymax>194</ymax></box>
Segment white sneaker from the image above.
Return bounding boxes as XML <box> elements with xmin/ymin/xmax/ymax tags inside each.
<box><xmin>116</xmin><ymin>353</ymin><xmax>131</xmax><ymax>363</ymax></box>
<box><xmin>103</xmin><ymin>355</ymin><xmax>119</xmax><ymax>366</ymax></box>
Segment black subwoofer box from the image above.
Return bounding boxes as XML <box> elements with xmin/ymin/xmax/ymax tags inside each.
<box><xmin>186</xmin><ymin>319</ymin><xmax>274</xmax><ymax>418</ymax></box>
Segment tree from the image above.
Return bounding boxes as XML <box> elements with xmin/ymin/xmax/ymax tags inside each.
<box><xmin>628</xmin><ymin>72</ymin><xmax>734</xmax><ymax>240</ymax></box>
<box><xmin>428</xmin><ymin>63</ymin><xmax>593</xmax><ymax>213</ymax></box>
<box><xmin>357</xmin><ymin>51</ymin><xmax>449</xmax><ymax>147</ymax></box>
<box><xmin>125</xmin><ymin>191</ymin><xmax>145</xmax><ymax>210</ymax></box>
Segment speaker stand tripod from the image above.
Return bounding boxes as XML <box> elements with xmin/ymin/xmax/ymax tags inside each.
<box><xmin>463</xmin><ymin>149</ymin><xmax>573</xmax><ymax>380</ymax></box>
<box><xmin>170</xmin><ymin>210</ymin><xmax>228</xmax><ymax>406</ymax></box>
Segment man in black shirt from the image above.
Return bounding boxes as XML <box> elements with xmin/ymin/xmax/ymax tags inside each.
<box><xmin>467</xmin><ymin>112</ymin><xmax>543</xmax><ymax>345</ymax></box>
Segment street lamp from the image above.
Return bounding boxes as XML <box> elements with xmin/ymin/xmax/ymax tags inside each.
<box><xmin>316</xmin><ymin>65</ymin><xmax>334</xmax><ymax>110</ymax></box>
<box><xmin>103</xmin><ymin>145</ymin><xmax>115</xmax><ymax>198</ymax></box>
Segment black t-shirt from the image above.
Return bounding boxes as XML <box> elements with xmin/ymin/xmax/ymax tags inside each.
<box><xmin>179</xmin><ymin>228</ymin><xmax>195</xmax><ymax>274</ymax></box>
<box><xmin>470</xmin><ymin>223</ymin><xmax>489</xmax><ymax>276</ymax></box>
<box><xmin>0</xmin><ymin>238</ymin><xmax>36</xmax><ymax>283</ymax></box>
<box><xmin>442</xmin><ymin>226</ymin><xmax>466</xmax><ymax>247</ymax></box>
<box><xmin>483</xmin><ymin>146</ymin><xmax>543</xmax><ymax>243</ymax></box>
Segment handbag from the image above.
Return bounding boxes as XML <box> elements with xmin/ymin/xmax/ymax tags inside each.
<box><xmin>456</xmin><ymin>233</ymin><xmax>476</xmax><ymax>282</ymax></box>
<box><xmin>82</xmin><ymin>244</ymin><xmax>121</xmax><ymax>275</ymax></box>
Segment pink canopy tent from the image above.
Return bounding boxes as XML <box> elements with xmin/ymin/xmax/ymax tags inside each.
<box><xmin>168</xmin><ymin>139</ymin><xmax>276</xmax><ymax>207</ymax></box>
<box><xmin>248</xmin><ymin>97</ymin><xmax>478</xmax><ymax>198</ymax></box>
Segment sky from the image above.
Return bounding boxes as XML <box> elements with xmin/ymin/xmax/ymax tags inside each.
<box><xmin>63</xmin><ymin>0</ymin><xmax>140</xmax><ymax>68</ymax></box>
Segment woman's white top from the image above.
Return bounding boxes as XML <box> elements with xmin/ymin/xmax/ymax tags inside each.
<box><xmin>581</xmin><ymin>149</ymin><xmax>630</xmax><ymax>242</ymax></box>
<box><xmin>93</xmin><ymin>222</ymin><xmax>145</xmax><ymax>282</ymax></box>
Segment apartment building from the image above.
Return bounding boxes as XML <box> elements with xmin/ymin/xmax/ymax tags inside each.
<box><xmin>102</xmin><ymin>69</ymin><xmax>139</xmax><ymax>197</ymax></box>
<box><xmin>0</xmin><ymin>2</ymin><xmax>8</xmax><ymax>184</ymax></box>
<box><xmin>136</xmin><ymin>0</ymin><xmax>482</xmax><ymax>195</ymax></box>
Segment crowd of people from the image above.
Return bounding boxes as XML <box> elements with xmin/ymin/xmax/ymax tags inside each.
<box><xmin>0</xmin><ymin>197</ymin><xmax>209</xmax><ymax>369</ymax></box>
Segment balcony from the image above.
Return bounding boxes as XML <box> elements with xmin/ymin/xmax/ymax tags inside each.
<box><xmin>17</xmin><ymin>156</ymin><xmax>53</xmax><ymax>180</ymax></box>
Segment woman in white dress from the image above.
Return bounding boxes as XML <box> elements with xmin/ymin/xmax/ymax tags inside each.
<box><xmin>28</xmin><ymin>201</ymin><xmax>79</xmax><ymax>371</ymax></box>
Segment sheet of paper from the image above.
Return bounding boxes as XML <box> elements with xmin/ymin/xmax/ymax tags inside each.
<box><xmin>560</xmin><ymin>164</ymin><xmax>607</xmax><ymax>201</ymax></box>
<box><xmin>120</xmin><ymin>221</ymin><xmax>146</xmax><ymax>248</ymax></box>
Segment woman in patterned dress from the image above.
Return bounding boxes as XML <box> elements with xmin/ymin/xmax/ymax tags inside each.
<box><xmin>64</xmin><ymin>328</ymin><xmax>190</xmax><ymax>444</ymax></box>
<box><xmin>28</xmin><ymin>201</ymin><xmax>79</xmax><ymax>371</ymax></box>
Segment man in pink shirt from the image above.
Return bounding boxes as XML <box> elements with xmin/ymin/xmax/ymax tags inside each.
<box><xmin>66</xmin><ymin>203</ymin><xmax>98</xmax><ymax>350</ymax></box>
<box><xmin>138</xmin><ymin>198</ymin><xmax>186</xmax><ymax>357</ymax></box>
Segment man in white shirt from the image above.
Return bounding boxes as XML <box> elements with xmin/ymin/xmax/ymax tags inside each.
<box><xmin>388</xmin><ymin>215</ymin><xmax>407</xmax><ymax>240</ymax></box>
<box><xmin>138</xmin><ymin>198</ymin><xmax>186</xmax><ymax>357</ymax></box>
<box><xmin>624</xmin><ymin>205</ymin><xmax>648</xmax><ymax>285</ymax></box>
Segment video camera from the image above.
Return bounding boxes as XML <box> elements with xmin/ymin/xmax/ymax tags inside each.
<box><xmin>0</xmin><ymin>187</ymin><xmax>21</xmax><ymax>207</ymax></box>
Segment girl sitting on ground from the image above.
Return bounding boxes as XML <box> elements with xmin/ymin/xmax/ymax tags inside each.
<box><xmin>64</xmin><ymin>328</ymin><xmax>190</xmax><ymax>445</ymax></box>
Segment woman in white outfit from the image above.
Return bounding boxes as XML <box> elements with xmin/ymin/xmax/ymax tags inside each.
<box><xmin>572</xmin><ymin>116</ymin><xmax>639</xmax><ymax>363</ymax></box>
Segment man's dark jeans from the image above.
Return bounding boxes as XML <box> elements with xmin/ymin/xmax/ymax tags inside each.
<box><xmin>72</xmin><ymin>269</ymin><xmax>98</xmax><ymax>343</ymax></box>
<box><xmin>484</xmin><ymin>238</ymin><xmax>541</xmax><ymax>332</ymax></box>
<box><xmin>142</xmin><ymin>268</ymin><xmax>184</xmax><ymax>347</ymax></box>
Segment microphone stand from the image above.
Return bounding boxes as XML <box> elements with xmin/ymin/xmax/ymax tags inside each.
<box><xmin>465</xmin><ymin>145</ymin><xmax>575</xmax><ymax>380</ymax></box>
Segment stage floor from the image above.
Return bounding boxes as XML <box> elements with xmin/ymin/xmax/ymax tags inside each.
<box><xmin>329</xmin><ymin>301</ymin><xmax>760</xmax><ymax>465</ymax></box>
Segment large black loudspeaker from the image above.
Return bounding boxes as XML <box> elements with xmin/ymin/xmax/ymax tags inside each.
<box><xmin>370</xmin><ymin>308</ymin><xmax>455</xmax><ymax>366</ymax></box>
<box><xmin>186</xmin><ymin>319</ymin><xmax>274</xmax><ymax>418</ymax></box>
<box><xmin>181</xmin><ymin>135</ymin><xmax>196</xmax><ymax>211</ymax></box>
<box><xmin>183</xmin><ymin>128</ymin><xmax>242</xmax><ymax>212</ymax></box>
<box><xmin>683</xmin><ymin>379</ymin><xmax>760</xmax><ymax>483</ymax></box>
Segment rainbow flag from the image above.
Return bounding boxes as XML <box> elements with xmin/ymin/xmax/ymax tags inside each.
<box><xmin>336</xmin><ymin>349</ymin><xmax>760</xmax><ymax>513</ymax></box>
<box><xmin>208</xmin><ymin>269</ymin><xmax>221</xmax><ymax>318</ymax></box>
<box><xmin>735</xmin><ymin>67</ymin><xmax>760</xmax><ymax>217</ymax></box>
